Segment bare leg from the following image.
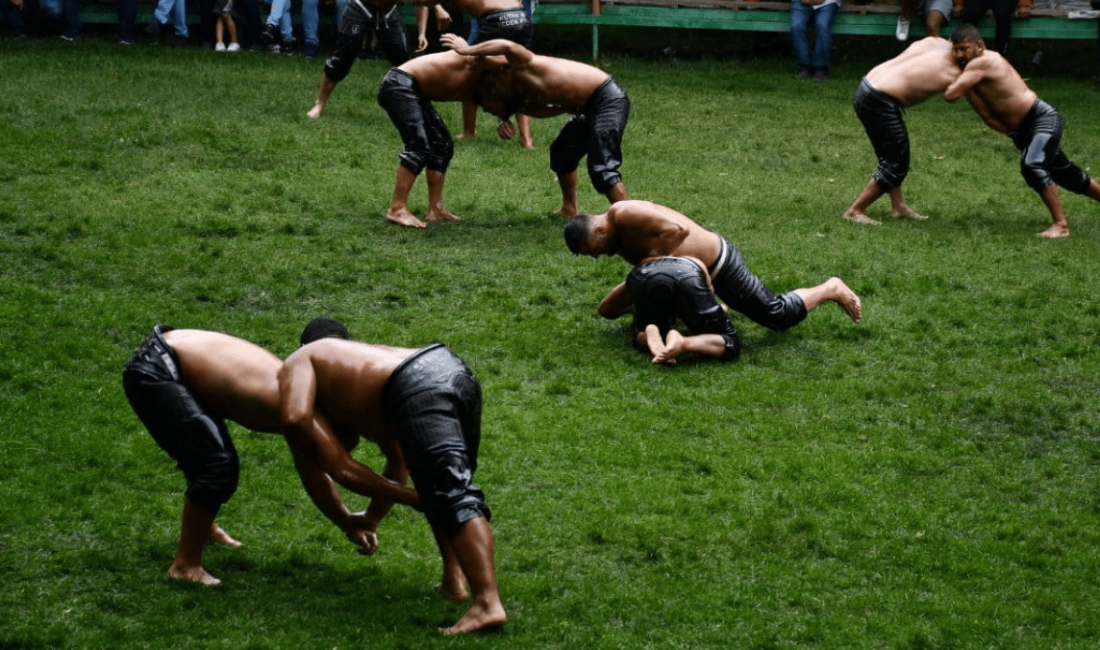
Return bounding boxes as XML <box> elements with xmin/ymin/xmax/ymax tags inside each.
<box><xmin>793</xmin><ymin>277</ymin><xmax>862</xmax><ymax>322</ymax></box>
<box><xmin>387</xmin><ymin>165</ymin><xmax>428</xmax><ymax>228</ymax></box>
<box><xmin>431</xmin><ymin>526</ymin><xmax>469</xmax><ymax>601</ymax></box>
<box><xmin>459</xmin><ymin>102</ymin><xmax>477</xmax><ymax>140</ymax></box>
<box><xmin>844</xmin><ymin>178</ymin><xmax>885</xmax><ymax>225</ymax></box>
<box><xmin>308</xmin><ymin>74</ymin><xmax>338</xmax><ymax>119</ymax></box>
<box><xmin>887</xmin><ymin>187</ymin><xmax>927</xmax><ymax>220</ymax></box>
<box><xmin>924</xmin><ymin>11</ymin><xmax>945</xmax><ymax>39</ymax></box>
<box><xmin>441</xmin><ymin>517</ymin><xmax>506</xmax><ymax>635</ymax></box>
<box><xmin>516</xmin><ymin>113</ymin><xmax>534</xmax><ymax>150</ymax></box>
<box><xmin>647</xmin><ymin>325</ymin><xmax>679</xmax><ymax>366</ymax></box>
<box><xmin>226</xmin><ymin>19</ymin><xmax>237</xmax><ymax>46</ymax></box>
<box><xmin>425</xmin><ymin>170</ymin><xmax>459</xmax><ymax>223</ymax></box>
<box><xmin>1036</xmin><ymin>183</ymin><xmax>1070</xmax><ymax>238</ymax></box>
<box><xmin>604</xmin><ymin>182</ymin><xmax>628</xmax><ymax>205</ymax></box>
<box><xmin>215</xmin><ymin>17</ymin><xmax>224</xmax><ymax>45</ymax></box>
<box><xmin>555</xmin><ymin>169</ymin><xmax>579</xmax><ymax>217</ymax></box>
<box><xmin>169</xmin><ymin>498</ymin><xmax>222</xmax><ymax>586</ymax></box>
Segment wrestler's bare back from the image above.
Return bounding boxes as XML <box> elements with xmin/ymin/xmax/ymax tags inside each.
<box><xmin>609</xmin><ymin>200</ymin><xmax>722</xmax><ymax>267</ymax></box>
<box><xmin>513</xmin><ymin>57</ymin><xmax>611</xmax><ymax>117</ymax></box>
<box><xmin>286</xmin><ymin>339</ymin><xmax>418</xmax><ymax>446</ymax></box>
<box><xmin>455</xmin><ymin>0</ymin><xmax>522</xmax><ymax>16</ymax></box>
<box><xmin>163</xmin><ymin>329</ymin><xmax>284</xmax><ymax>433</ymax></box>
<box><xmin>865</xmin><ymin>38</ymin><xmax>960</xmax><ymax>107</ymax></box>
<box><xmin>399</xmin><ymin>51</ymin><xmax>508</xmax><ymax>104</ymax></box>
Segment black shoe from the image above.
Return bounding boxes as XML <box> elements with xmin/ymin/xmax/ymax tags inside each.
<box><xmin>172</xmin><ymin>35</ymin><xmax>187</xmax><ymax>48</ymax></box>
<box><xmin>281</xmin><ymin>36</ymin><xmax>297</xmax><ymax>55</ymax></box>
<box><xmin>304</xmin><ymin>42</ymin><xmax>318</xmax><ymax>59</ymax></box>
<box><xmin>260</xmin><ymin>23</ymin><xmax>277</xmax><ymax>46</ymax></box>
<box><xmin>144</xmin><ymin>20</ymin><xmax>164</xmax><ymax>37</ymax></box>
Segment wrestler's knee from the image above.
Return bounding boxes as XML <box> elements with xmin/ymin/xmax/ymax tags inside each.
<box><xmin>186</xmin><ymin>453</ymin><xmax>240</xmax><ymax>512</ymax></box>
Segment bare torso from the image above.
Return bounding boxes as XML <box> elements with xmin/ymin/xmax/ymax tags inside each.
<box><xmin>399</xmin><ymin>51</ymin><xmax>508</xmax><ymax>104</ymax></box>
<box><xmin>459</xmin><ymin>0</ymin><xmax>522</xmax><ymax>16</ymax></box>
<box><xmin>514</xmin><ymin>56</ymin><xmax>610</xmax><ymax>117</ymax></box>
<box><xmin>962</xmin><ymin>51</ymin><xmax>1038</xmax><ymax>132</ymax></box>
<box><xmin>865</xmin><ymin>38</ymin><xmax>960</xmax><ymax>107</ymax></box>
<box><xmin>292</xmin><ymin>339</ymin><xmax>417</xmax><ymax>448</ymax></box>
<box><xmin>609</xmin><ymin>200</ymin><xmax>722</xmax><ymax>267</ymax></box>
<box><xmin>163</xmin><ymin>329</ymin><xmax>284</xmax><ymax>433</ymax></box>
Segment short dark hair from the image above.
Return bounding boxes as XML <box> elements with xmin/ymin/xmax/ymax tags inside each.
<box><xmin>950</xmin><ymin>23</ymin><xmax>982</xmax><ymax>44</ymax></box>
<box><xmin>300</xmin><ymin>318</ymin><xmax>350</xmax><ymax>346</ymax></box>
<box><xmin>563</xmin><ymin>214</ymin><xmax>592</xmax><ymax>254</ymax></box>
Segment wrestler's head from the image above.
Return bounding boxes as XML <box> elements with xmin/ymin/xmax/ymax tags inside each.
<box><xmin>949</xmin><ymin>23</ymin><xmax>984</xmax><ymax>68</ymax></box>
<box><xmin>299</xmin><ymin>318</ymin><xmax>350</xmax><ymax>346</ymax></box>
<box><xmin>563</xmin><ymin>215</ymin><xmax>592</xmax><ymax>255</ymax></box>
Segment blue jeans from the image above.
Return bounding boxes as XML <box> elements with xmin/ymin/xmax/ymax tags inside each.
<box><xmin>117</xmin><ymin>0</ymin><xmax>137</xmax><ymax>41</ymax></box>
<box><xmin>300</xmin><ymin>0</ymin><xmax>318</xmax><ymax>45</ymax></box>
<box><xmin>265</xmin><ymin>0</ymin><xmax>292</xmax><ymax>39</ymax></box>
<box><xmin>789</xmin><ymin>1</ymin><xmax>838</xmax><ymax>73</ymax></box>
<box><xmin>153</xmin><ymin>0</ymin><xmax>188</xmax><ymax>37</ymax></box>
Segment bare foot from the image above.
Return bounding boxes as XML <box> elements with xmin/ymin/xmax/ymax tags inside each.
<box><xmin>645</xmin><ymin>325</ymin><xmax>676</xmax><ymax>366</ymax></box>
<box><xmin>826</xmin><ymin>277</ymin><xmax>862</xmax><ymax>323</ymax></box>
<box><xmin>435</xmin><ymin>581</ymin><xmax>469</xmax><ymax>602</ymax></box>
<box><xmin>844</xmin><ymin>210</ymin><xmax>881</xmax><ymax>226</ymax></box>
<box><xmin>519</xmin><ymin>139</ymin><xmax>535</xmax><ymax>151</ymax></box>
<box><xmin>457</xmin><ymin>132</ymin><xmax>476</xmax><ymax>141</ymax></box>
<box><xmin>443</xmin><ymin>601</ymin><xmax>507</xmax><ymax>635</ymax></box>
<box><xmin>209</xmin><ymin>525</ymin><xmax>242</xmax><ymax>547</ymax></box>
<box><xmin>426</xmin><ymin>208</ymin><xmax>460</xmax><ymax>223</ymax></box>
<box><xmin>306</xmin><ymin>103</ymin><xmax>324</xmax><ymax>119</ymax></box>
<box><xmin>891</xmin><ymin>208</ymin><xmax>928</xmax><ymax>220</ymax></box>
<box><xmin>1038</xmin><ymin>223</ymin><xmax>1070</xmax><ymax>238</ymax></box>
<box><xmin>387</xmin><ymin>208</ymin><xmax>428</xmax><ymax>229</ymax></box>
<box><xmin>168</xmin><ymin>564</ymin><xmax>221</xmax><ymax>586</ymax></box>
<box><xmin>555</xmin><ymin>206</ymin><xmax>579</xmax><ymax>219</ymax></box>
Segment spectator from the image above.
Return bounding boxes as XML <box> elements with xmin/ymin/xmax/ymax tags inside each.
<box><xmin>896</xmin><ymin>0</ymin><xmax>953</xmax><ymax>40</ymax></box>
<box><xmin>1</xmin><ymin>0</ymin><xmax>38</xmax><ymax>39</ymax></box>
<box><xmin>260</xmin><ymin>0</ymin><xmax>296</xmax><ymax>53</ymax></box>
<box><xmin>117</xmin><ymin>0</ymin><xmax>136</xmax><ymax>44</ymax></box>
<box><xmin>146</xmin><ymin>0</ymin><xmax>190</xmax><ymax>47</ymax></box>
<box><xmin>213</xmin><ymin>0</ymin><xmax>242</xmax><ymax>50</ymax></box>
<box><xmin>300</xmin><ymin>0</ymin><xmax>320</xmax><ymax>57</ymax></box>
<box><xmin>960</xmin><ymin>0</ymin><xmax>1019</xmax><ymax>55</ymax></box>
<box><xmin>417</xmin><ymin>0</ymin><xmax>462</xmax><ymax>54</ymax></box>
<box><xmin>790</xmin><ymin>0</ymin><xmax>840</xmax><ymax>82</ymax></box>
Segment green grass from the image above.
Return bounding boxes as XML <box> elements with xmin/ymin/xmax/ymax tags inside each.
<box><xmin>2</xmin><ymin>30</ymin><xmax>1100</xmax><ymax>650</ymax></box>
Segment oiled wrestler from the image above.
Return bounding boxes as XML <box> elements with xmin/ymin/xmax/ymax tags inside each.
<box><xmin>945</xmin><ymin>23</ymin><xmax>1100</xmax><ymax>238</ymax></box>
<box><xmin>280</xmin><ymin>323</ymin><xmax>505</xmax><ymax>635</ymax></box>
<box><xmin>621</xmin><ymin>255</ymin><xmax>741</xmax><ymax>365</ymax></box>
<box><xmin>417</xmin><ymin>0</ymin><xmax>536</xmax><ymax>147</ymax></box>
<box><xmin>566</xmin><ymin>200</ymin><xmax>862</xmax><ymax>333</ymax></box>
<box><xmin>844</xmin><ymin>37</ymin><xmax>961</xmax><ymax>225</ymax></box>
<box><xmin>443</xmin><ymin>34</ymin><xmax>631</xmax><ymax>217</ymax></box>
<box><xmin>307</xmin><ymin>0</ymin><xmax>411</xmax><ymax>118</ymax></box>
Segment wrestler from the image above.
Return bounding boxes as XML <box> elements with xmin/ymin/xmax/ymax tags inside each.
<box><xmin>280</xmin><ymin>321</ymin><xmax>505</xmax><ymax>635</ymax></box>
<box><xmin>416</xmin><ymin>0</ymin><xmax>535</xmax><ymax>148</ymax></box>
<box><xmin>844</xmin><ymin>37</ymin><xmax>961</xmax><ymax>225</ymax></box>
<box><xmin>121</xmin><ymin>326</ymin><xmax>415</xmax><ymax>585</ymax></box>
<box><xmin>306</xmin><ymin>0</ymin><xmax>411</xmax><ymax>119</ymax></box>
<box><xmin>616</xmin><ymin>255</ymin><xmax>742</xmax><ymax>365</ymax></box>
<box><xmin>945</xmin><ymin>23</ymin><xmax>1100</xmax><ymax>238</ymax></box>
<box><xmin>565</xmin><ymin>200</ymin><xmax>862</xmax><ymax>331</ymax></box>
<box><xmin>442</xmin><ymin>34</ymin><xmax>630</xmax><ymax>217</ymax></box>
<box><xmin>376</xmin><ymin>50</ymin><xmax>511</xmax><ymax>228</ymax></box>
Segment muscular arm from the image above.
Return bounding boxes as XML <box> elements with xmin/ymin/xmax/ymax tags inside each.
<box><xmin>598</xmin><ymin>282</ymin><xmax>634</xmax><ymax>319</ymax></box>
<box><xmin>943</xmin><ymin>63</ymin><xmax>985</xmax><ymax>103</ymax></box>
<box><xmin>359</xmin><ymin>439</ymin><xmax>410</xmax><ymax>535</ymax></box>
<box><xmin>441</xmin><ymin>34</ymin><xmax>533</xmax><ymax>69</ymax></box>
<box><xmin>278</xmin><ymin>359</ymin><xmax>419</xmax><ymax>508</ymax></box>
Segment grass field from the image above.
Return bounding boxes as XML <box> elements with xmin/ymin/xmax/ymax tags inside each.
<box><xmin>2</xmin><ymin>28</ymin><xmax>1100</xmax><ymax>649</ymax></box>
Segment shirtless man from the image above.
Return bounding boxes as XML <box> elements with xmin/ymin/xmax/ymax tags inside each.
<box><xmin>616</xmin><ymin>255</ymin><xmax>743</xmax><ymax>365</ymax></box>
<box><xmin>122</xmin><ymin>326</ymin><xmax>416</xmax><ymax>585</ymax></box>
<box><xmin>565</xmin><ymin>200</ymin><xmax>862</xmax><ymax>333</ymax></box>
<box><xmin>416</xmin><ymin>0</ymin><xmax>535</xmax><ymax>149</ymax></box>
<box><xmin>945</xmin><ymin>23</ymin><xmax>1100</xmax><ymax>238</ymax></box>
<box><xmin>443</xmin><ymin>34</ymin><xmax>630</xmax><ymax>217</ymax></box>
<box><xmin>280</xmin><ymin>323</ymin><xmax>505</xmax><ymax>635</ymax></box>
<box><xmin>844</xmin><ymin>37</ymin><xmax>962</xmax><ymax>225</ymax></box>
<box><xmin>306</xmin><ymin>0</ymin><xmax>410</xmax><ymax>119</ymax></box>
<box><xmin>376</xmin><ymin>50</ymin><xmax>511</xmax><ymax>228</ymax></box>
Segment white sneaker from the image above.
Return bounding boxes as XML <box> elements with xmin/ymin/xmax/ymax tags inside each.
<box><xmin>227</xmin><ymin>42</ymin><xmax>241</xmax><ymax>52</ymax></box>
<box><xmin>215</xmin><ymin>42</ymin><xmax>227</xmax><ymax>51</ymax></box>
<box><xmin>895</xmin><ymin>18</ymin><xmax>910</xmax><ymax>41</ymax></box>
